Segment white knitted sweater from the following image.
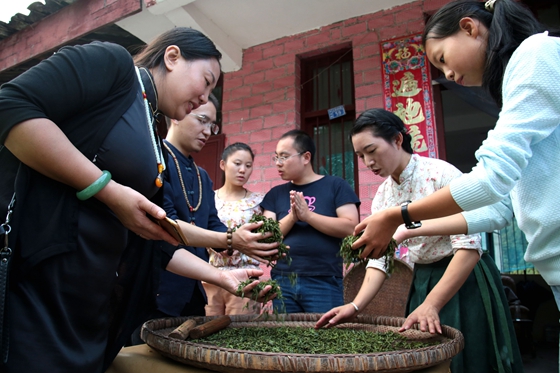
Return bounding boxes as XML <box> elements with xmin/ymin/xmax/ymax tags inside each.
<box><xmin>455</xmin><ymin>32</ymin><xmax>560</xmax><ymax>285</ymax></box>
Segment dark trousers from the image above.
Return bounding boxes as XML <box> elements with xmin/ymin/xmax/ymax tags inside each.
<box><xmin>128</xmin><ymin>285</ymin><xmax>206</xmax><ymax>345</ymax></box>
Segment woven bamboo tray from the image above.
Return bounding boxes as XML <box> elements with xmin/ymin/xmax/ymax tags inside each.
<box><xmin>141</xmin><ymin>313</ymin><xmax>464</xmax><ymax>373</ymax></box>
<box><xmin>344</xmin><ymin>260</ymin><xmax>414</xmax><ymax>318</ymax></box>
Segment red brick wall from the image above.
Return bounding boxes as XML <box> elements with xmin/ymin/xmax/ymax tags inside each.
<box><xmin>222</xmin><ymin>0</ymin><xmax>444</xmax><ymax>220</ymax></box>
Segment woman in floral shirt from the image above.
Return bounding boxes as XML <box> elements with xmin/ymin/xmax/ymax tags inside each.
<box><xmin>203</xmin><ymin>143</ymin><xmax>264</xmax><ymax>315</ymax></box>
<box><xmin>316</xmin><ymin>109</ymin><xmax>522</xmax><ymax>373</ymax></box>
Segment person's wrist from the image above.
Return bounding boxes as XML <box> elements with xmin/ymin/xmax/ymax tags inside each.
<box><xmin>386</xmin><ymin>206</ymin><xmax>404</xmax><ymax>226</ymax></box>
<box><xmin>400</xmin><ymin>200</ymin><xmax>422</xmax><ymax>229</ymax></box>
<box><xmin>89</xmin><ymin>180</ymin><xmax>118</xmax><ymax>205</ymax></box>
<box><xmin>94</xmin><ymin>180</ymin><xmax>128</xmax><ymax>213</ymax></box>
<box><xmin>349</xmin><ymin>301</ymin><xmax>359</xmax><ymax>313</ymax></box>
<box><xmin>226</xmin><ymin>228</ymin><xmax>233</xmax><ymax>256</ymax></box>
<box><xmin>290</xmin><ymin>211</ymin><xmax>298</xmax><ymax>223</ymax></box>
<box><xmin>299</xmin><ymin>210</ymin><xmax>311</xmax><ymax>223</ymax></box>
<box><xmin>76</xmin><ymin>170</ymin><xmax>112</xmax><ymax>200</ymax></box>
<box><xmin>423</xmin><ymin>295</ymin><xmax>444</xmax><ymax>312</ymax></box>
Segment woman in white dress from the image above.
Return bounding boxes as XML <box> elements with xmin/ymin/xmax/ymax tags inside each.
<box><xmin>204</xmin><ymin>143</ymin><xmax>265</xmax><ymax>315</ymax></box>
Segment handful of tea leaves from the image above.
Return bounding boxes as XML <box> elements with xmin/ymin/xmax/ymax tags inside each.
<box><xmin>340</xmin><ymin>232</ymin><xmax>397</xmax><ymax>274</ymax></box>
<box><xmin>236</xmin><ymin>214</ymin><xmax>291</xmax><ymax>268</ymax></box>
<box><xmin>236</xmin><ymin>278</ymin><xmax>285</xmax><ymax>315</ymax></box>
<box><xmin>237</xmin><ymin>278</ymin><xmax>283</xmax><ymax>304</ymax></box>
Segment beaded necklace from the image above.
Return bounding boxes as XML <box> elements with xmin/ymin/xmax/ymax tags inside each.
<box><xmin>140</xmin><ymin>67</ymin><xmax>158</xmax><ymax>115</ymax></box>
<box><xmin>135</xmin><ymin>66</ymin><xmax>165</xmax><ymax>187</ymax></box>
<box><xmin>163</xmin><ymin>142</ymin><xmax>203</xmax><ymax>214</ymax></box>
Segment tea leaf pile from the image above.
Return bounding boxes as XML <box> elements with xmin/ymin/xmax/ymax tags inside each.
<box><xmin>197</xmin><ymin>326</ymin><xmax>434</xmax><ymax>354</ymax></box>
<box><xmin>237</xmin><ymin>279</ymin><xmax>286</xmax><ymax>318</ymax></box>
<box><xmin>236</xmin><ymin>214</ymin><xmax>291</xmax><ymax>268</ymax></box>
<box><xmin>340</xmin><ymin>232</ymin><xmax>397</xmax><ymax>274</ymax></box>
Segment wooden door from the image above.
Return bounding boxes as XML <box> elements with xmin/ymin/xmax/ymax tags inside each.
<box><xmin>192</xmin><ymin>133</ymin><xmax>226</xmax><ymax>189</ymax></box>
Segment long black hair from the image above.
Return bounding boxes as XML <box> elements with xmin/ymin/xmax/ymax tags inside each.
<box><xmin>423</xmin><ymin>0</ymin><xmax>557</xmax><ymax>107</ymax></box>
<box><xmin>350</xmin><ymin>109</ymin><xmax>413</xmax><ymax>154</ymax></box>
<box><xmin>208</xmin><ymin>92</ymin><xmax>220</xmax><ymax>112</ymax></box>
<box><xmin>134</xmin><ymin>27</ymin><xmax>222</xmax><ymax>73</ymax></box>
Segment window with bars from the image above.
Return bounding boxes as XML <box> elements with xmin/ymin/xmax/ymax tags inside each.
<box><xmin>300</xmin><ymin>48</ymin><xmax>357</xmax><ymax>191</ymax></box>
<box><xmin>492</xmin><ymin>218</ymin><xmax>536</xmax><ymax>275</ymax></box>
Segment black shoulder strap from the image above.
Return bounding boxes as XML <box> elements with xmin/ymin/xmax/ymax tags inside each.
<box><xmin>0</xmin><ymin>192</ymin><xmax>15</xmax><ymax>364</ymax></box>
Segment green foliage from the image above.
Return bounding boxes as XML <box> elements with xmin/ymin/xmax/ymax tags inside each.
<box><xmin>235</xmin><ymin>214</ymin><xmax>291</xmax><ymax>268</ymax></box>
<box><xmin>236</xmin><ymin>279</ymin><xmax>285</xmax><ymax>315</ymax></box>
<box><xmin>237</xmin><ymin>279</ymin><xmax>283</xmax><ymax>304</ymax></box>
<box><xmin>197</xmin><ymin>326</ymin><xmax>435</xmax><ymax>354</ymax></box>
<box><xmin>340</xmin><ymin>232</ymin><xmax>398</xmax><ymax>274</ymax></box>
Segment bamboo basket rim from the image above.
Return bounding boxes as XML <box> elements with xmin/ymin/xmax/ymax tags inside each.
<box><xmin>141</xmin><ymin>313</ymin><xmax>464</xmax><ymax>373</ymax></box>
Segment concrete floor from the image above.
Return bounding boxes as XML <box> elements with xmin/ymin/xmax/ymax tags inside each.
<box><xmin>523</xmin><ymin>342</ymin><xmax>558</xmax><ymax>373</ymax></box>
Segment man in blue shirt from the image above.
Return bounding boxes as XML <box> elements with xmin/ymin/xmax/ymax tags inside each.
<box><xmin>261</xmin><ymin>130</ymin><xmax>360</xmax><ymax>313</ymax></box>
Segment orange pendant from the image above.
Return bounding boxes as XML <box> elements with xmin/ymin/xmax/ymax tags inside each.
<box><xmin>155</xmin><ymin>163</ymin><xmax>164</xmax><ymax>187</ymax></box>
<box><xmin>155</xmin><ymin>174</ymin><xmax>163</xmax><ymax>188</ymax></box>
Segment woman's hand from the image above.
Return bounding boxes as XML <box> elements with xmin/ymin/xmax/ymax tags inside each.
<box><xmin>232</xmin><ymin>221</ymin><xmax>280</xmax><ymax>263</ymax></box>
<box><xmin>399</xmin><ymin>249</ymin><xmax>479</xmax><ymax>335</ymax></box>
<box><xmin>353</xmin><ymin>207</ymin><xmax>401</xmax><ymax>259</ymax></box>
<box><xmin>315</xmin><ymin>304</ymin><xmax>358</xmax><ymax>329</ymax></box>
<box><xmin>398</xmin><ymin>301</ymin><xmax>442</xmax><ymax>334</ymax></box>
<box><xmin>96</xmin><ymin>181</ymin><xmax>179</xmax><ymax>245</ymax></box>
<box><xmin>392</xmin><ymin>224</ymin><xmax>409</xmax><ymax>245</ymax></box>
<box><xmin>219</xmin><ymin>268</ymin><xmax>277</xmax><ymax>303</ymax></box>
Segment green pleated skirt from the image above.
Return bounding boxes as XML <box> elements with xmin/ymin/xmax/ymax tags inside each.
<box><xmin>407</xmin><ymin>254</ymin><xmax>524</xmax><ymax>373</ymax></box>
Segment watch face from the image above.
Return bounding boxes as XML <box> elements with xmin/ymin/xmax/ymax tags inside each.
<box><xmin>406</xmin><ymin>221</ymin><xmax>422</xmax><ymax>229</ymax></box>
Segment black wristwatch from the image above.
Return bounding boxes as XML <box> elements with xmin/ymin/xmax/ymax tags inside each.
<box><xmin>401</xmin><ymin>200</ymin><xmax>422</xmax><ymax>229</ymax></box>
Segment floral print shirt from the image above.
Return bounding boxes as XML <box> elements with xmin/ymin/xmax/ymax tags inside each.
<box><xmin>208</xmin><ymin>190</ymin><xmax>264</xmax><ymax>270</ymax></box>
<box><xmin>367</xmin><ymin>154</ymin><xmax>482</xmax><ymax>272</ymax></box>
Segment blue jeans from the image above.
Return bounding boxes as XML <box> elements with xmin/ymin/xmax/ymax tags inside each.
<box><xmin>271</xmin><ymin>274</ymin><xmax>343</xmax><ymax>313</ymax></box>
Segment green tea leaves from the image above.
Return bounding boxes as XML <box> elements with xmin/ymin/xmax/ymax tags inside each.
<box><xmin>198</xmin><ymin>326</ymin><xmax>434</xmax><ymax>354</ymax></box>
<box><xmin>340</xmin><ymin>232</ymin><xmax>397</xmax><ymax>274</ymax></box>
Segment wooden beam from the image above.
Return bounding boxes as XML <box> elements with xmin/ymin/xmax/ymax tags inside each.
<box><xmin>0</xmin><ymin>0</ymin><xmax>142</xmax><ymax>73</ymax></box>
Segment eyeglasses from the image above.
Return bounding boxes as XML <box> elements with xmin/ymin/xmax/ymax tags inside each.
<box><xmin>272</xmin><ymin>152</ymin><xmax>303</xmax><ymax>165</ymax></box>
<box><xmin>191</xmin><ymin>113</ymin><xmax>219</xmax><ymax>135</ymax></box>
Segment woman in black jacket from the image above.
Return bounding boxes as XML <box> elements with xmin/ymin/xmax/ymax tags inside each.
<box><xmin>0</xmin><ymin>27</ymin><xmax>277</xmax><ymax>373</ymax></box>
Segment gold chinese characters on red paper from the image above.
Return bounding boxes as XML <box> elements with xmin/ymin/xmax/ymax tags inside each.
<box><xmin>381</xmin><ymin>34</ymin><xmax>438</xmax><ymax>158</ymax></box>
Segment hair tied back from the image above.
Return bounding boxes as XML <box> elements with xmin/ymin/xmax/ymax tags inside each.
<box><xmin>485</xmin><ymin>0</ymin><xmax>496</xmax><ymax>12</ymax></box>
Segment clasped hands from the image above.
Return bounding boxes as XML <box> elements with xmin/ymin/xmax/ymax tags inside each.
<box><xmin>289</xmin><ymin>190</ymin><xmax>310</xmax><ymax>222</ymax></box>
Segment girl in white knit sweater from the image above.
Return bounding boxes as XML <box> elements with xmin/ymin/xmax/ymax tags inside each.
<box><xmin>355</xmin><ymin>0</ymin><xmax>560</xmax><ymax>321</ymax></box>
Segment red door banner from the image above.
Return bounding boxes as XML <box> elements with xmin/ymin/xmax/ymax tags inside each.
<box><xmin>380</xmin><ymin>34</ymin><xmax>438</xmax><ymax>158</ymax></box>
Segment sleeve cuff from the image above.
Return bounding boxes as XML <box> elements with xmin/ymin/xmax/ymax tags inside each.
<box><xmin>450</xmin><ymin>173</ymin><xmax>496</xmax><ymax>211</ymax></box>
<box><xmin>366</xmin><ymin>258</ymin><xmax>387</xmax><ymax>273</ymax></box>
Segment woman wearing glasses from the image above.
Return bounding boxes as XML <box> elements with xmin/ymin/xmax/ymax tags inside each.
<box><xmin>154</xmin><ymin>95</ymin><xmax>275</xmax><ymax>320</ymax></box>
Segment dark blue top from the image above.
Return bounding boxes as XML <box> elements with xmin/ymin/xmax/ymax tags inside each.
<box><xmin>156</xmin><ymin>141</ymin><xmax>226</xmax><ymax>316</ymax></box>
<box><xmin>260</xmin><ymin>175</ymin><xmax>360</xmax><ymax>278</ymax></box>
